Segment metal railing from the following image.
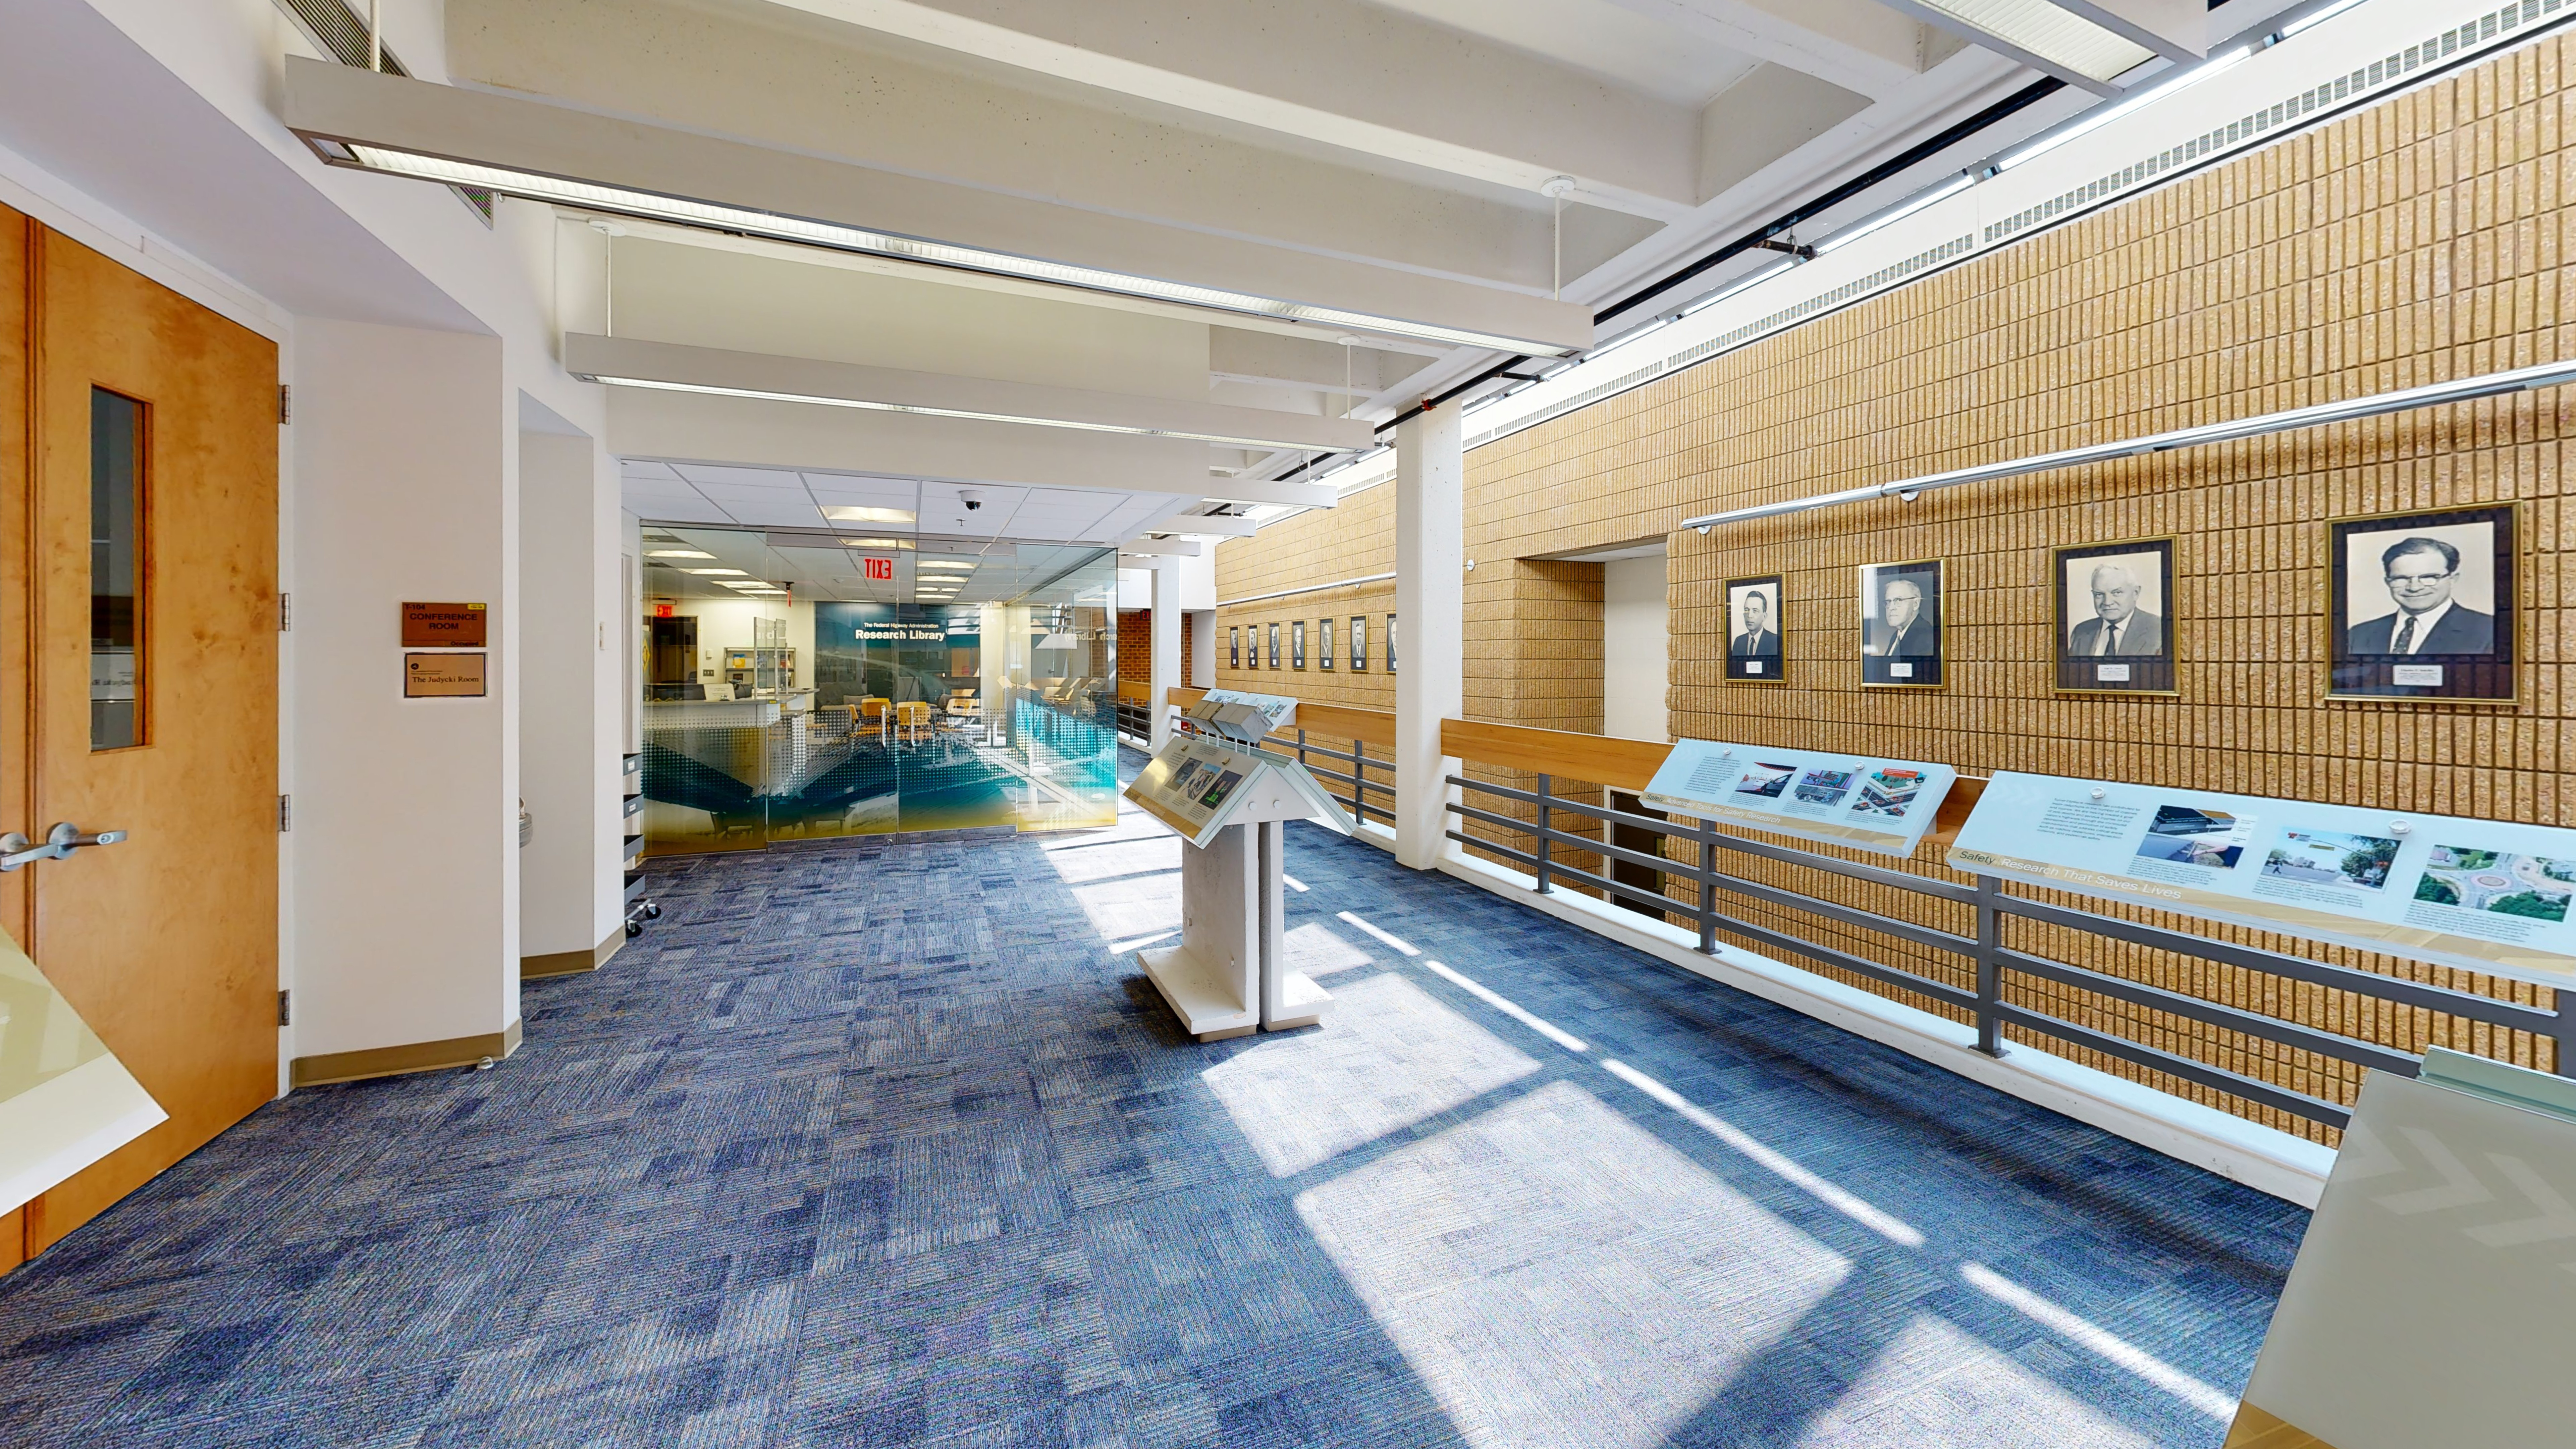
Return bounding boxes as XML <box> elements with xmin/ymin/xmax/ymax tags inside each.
<box><xmin>1255</xmin><ymin>729</ymin><xmax>1395</xmax><ymax>828</ymax></box>
<box><xmin>1445</xmin><ymin>770</ymin><xmax>2572</xmax><ymax>1128</ymax></box>
<box><xmin>1113</xmin><ymin>698</ymin><xmax>1152</xmax><ymax>744</ymax></box>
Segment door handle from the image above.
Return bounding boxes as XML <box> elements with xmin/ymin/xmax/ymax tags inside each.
<box><xmin>0</xmin><ymin>822</ymin><xmax>130</xmax><ymax>872</ymax></box>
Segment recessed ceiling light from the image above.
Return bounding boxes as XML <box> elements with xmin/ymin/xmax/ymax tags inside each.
<box><xmin>684</xmin><ymin>567</ymin><xmax>748</xmax><ymax>576</ymax></box>
<box><xmin>317</xmin><ymin>143</ymin><xmax>1581</xmax><ymax>356</ymax></box>
<box><xmin>820</xmin><ymin>506</ymin><xmax>915</xmax><ymax>525</ymax></box>
<box><xmin>718</xmin><ymin>580</ymin><xmax>778</xmax><ymax>589</ymax></box>
<box><xmin>646</xmin><ymin>548</ymin><xmax>715</xmax><ymax>559</ymax></box>
<box><xmin>839</xmin><ymin>537</ymin><xmax>907</xmax><ymax>549</ymax></box>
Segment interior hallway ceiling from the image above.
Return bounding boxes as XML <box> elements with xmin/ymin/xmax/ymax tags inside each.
<box><xmin>401</xmin><ymin>0</ymin><xmax>2291</xmax><ymax>522</ymax></box>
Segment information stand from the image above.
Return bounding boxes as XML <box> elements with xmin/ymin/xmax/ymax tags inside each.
<box><xmin>1123</xmin><ymin>705</ymin><xmax>1353</xmax><ymax>1040</ymax></box>
<box><xmin>2224</xmin><ymin>1049</ymin><xmax>2576</xmax><ymax>1448</ymax></box>
<box><xmin>0</xmin><ymin>927</ymin><xmax>163</xmax><ymax>1216</ymax></box>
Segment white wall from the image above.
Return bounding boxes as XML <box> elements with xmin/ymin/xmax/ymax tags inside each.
<box><xmin>654</xmin><ymin>596</ymin><xmax>812</xmax><ymax>690</ymax></box>
<box><xmin>294</xmin><ymin>318</ymin><xmax>519</xmax><ymax>1057</ymax></box>
<box><xmin>517</xmin><ymin>423</ymin><xmax>621</xmax><ymax>962</ymax></box>
<box><xmin>1603</xmin><ymin>554</ymin><xmax>1669</xmax><ymax>743</ymax></box>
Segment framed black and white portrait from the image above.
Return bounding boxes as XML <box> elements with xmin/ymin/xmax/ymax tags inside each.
<box><xmin>1350</xmin><ymin>614</ymin><xmax>1369</xmax><ymax>671</ymax></box>
<box><xmin>1292</xmin><ymin>620</ymin><xmax>1306</xmax><ymax>669</ymax></box>
<box><xmin>1320</xmin><ymin>616</ymin><xmax>1336</xmax><ymax>670</ymax></box>
<box><xmin>2054</xmin><ymin>538</ymin><xmax>2175</xmax><ymax>694</ymax></box>
<box><xmin>1228</xmin><ymin>626</ymin><xmax>1240</xmax><ymax>669</ymax></box>
<box><xmin>2329</xmin><ymin>503</ymin><xmax>2515</xmax><ymax>701</ymax></box>
<box><xmin>1267</xmin><ymin>622</ymin><xmax>1281</xmax><ymax>669</ymax></box>
<box><xmin>1387</xmin><ymin>612</ymin><xmax>1398</xmax><ymax>674</ymax></box>
<box><xmin>1724</xmin><ymin>574</ymin><xmax>1784</xmax><ymax>684</ymax></box>
<box><xmin>1858</xmin><ymin>559</ymin><xmax>1943</xmax><ymax>688</ymax></box>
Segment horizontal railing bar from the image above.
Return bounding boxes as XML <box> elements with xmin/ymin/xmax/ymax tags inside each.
<box><xmin>1993</xmin><ymin>894</ymin><xmax>2562</xmax><ymax>1034</ymax></box>
<box><xmin>1453</xmin><ymin>830</ymin><xmax>1983</xmax><ymax>1012</ymax></box>
<box><xmin>1446</xmin><ymin>834</ymin><xmax>1702</xmax><ymax>919</ymax></box>
<box><xmin>1450</xmin><ymin>803</ymin><xmax>1701</xmax><ymax>882</ymax></box>
<box><xmin>1990</xmin><ymin>1003</ymin><xmax>2353</xmax><ymax>1128</ymax></box>
<box><xmin>1997</xmin><ymin>949</ymin><xmax>2424</xmax><ymax>1077</ymax></box>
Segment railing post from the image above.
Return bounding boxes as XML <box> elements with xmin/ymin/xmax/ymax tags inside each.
<box><xmin>1975</xmin><ymin>873</ymin><xmax>2004</xmax><ymax>1056</ymax></box>
<box><xmin>1695</xmin><ymin>816</ymin><xmax>1718</xmax><ymax>954</ymax></box>
<box><xmin>1296</xmin><ymin>727</ymin><xmax>1309</xmax><ymax>771</ymax></box>
<box><xmin>1350</xmin><ymin>737</ymin><xmax>1366</xmax><ymax>823</ymax></box>
<box><xmin>1534</xmin><ymin>773</ymin><xmax>1554</xmax><ymax>895</ymax></box>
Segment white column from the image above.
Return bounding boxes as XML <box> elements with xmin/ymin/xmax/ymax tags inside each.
<box><xmin>1394</xmin><ymin>399</ymin><xmax>1464</xmax><ymax>869</ymax></box>
<box><xmin>516</xmin><ymin>422</ymin><xmax>622</xmax><ymax>972</ymax></box>
<box><xmin>1149</xmin><ymin>559</ymin><xmax>1182</xmax><ymax>751</ymax></box>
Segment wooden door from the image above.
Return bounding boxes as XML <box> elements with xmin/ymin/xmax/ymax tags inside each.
<box><xmin>2</xmin><ymin>209</ymin><xmax>280</xmax><ymax>1262</ymax></box>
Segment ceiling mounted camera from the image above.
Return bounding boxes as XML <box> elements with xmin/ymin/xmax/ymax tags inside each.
<box><xmin>960</xmin><ymin>490</ymin><xmax>983</xmax><ymax>511</ymax></box>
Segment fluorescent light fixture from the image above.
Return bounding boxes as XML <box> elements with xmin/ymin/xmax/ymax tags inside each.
<box><xmin>1908</xmin><ymin>0</ymin><xmax>2153</xmax><ymax>82</ymax></box>
<box><xmin>1679</xmin><ymin>258</ymin><xmax>1799</xmax><ymax>316</ymax></box>
<box><xmin>588</xmin><ymin>373</ymin><xmax>1368</xmax><ymax>453</ymax></box>
<box><xmin>2278</xmin><ymin>0</ymin><xmax>2367</xmax><ymax>38</ymax></box>
<box><xmin>839</xmin><ymin>536</ymin><xmax>907</xmax><ymax>548</ymax></box>
<box><xmin>1814</xmin><ymin>173</ymin><xmax>1975</xmax><ymax>255</ymax></box>
<box><xmin>335</xmin><ymin>143</ymin><xmax>1577</xmax><ymax>357</ymax></box>
<box><xmin>717</xmin><ymin>579</ymin><xmax>779</xmax><ymax>589</ymax></box>
<box><xmin>820</xmin><ymin>506</ymin><xmax>915</xmax><ymax>525</ymax></box>
<box><xmin>646</xmin><ymin>548</ymin><xmax>715</xmax><ymax>559</ymax></box>
<box><xmin>1997</xmin><ymin>43</ymin><xmax>2255</xmax><ymax>171</ymax></box>
<box><xmin>684</xmin><ymin>567</ymin><xmax>749</xmax><ymax>576</ymax></box>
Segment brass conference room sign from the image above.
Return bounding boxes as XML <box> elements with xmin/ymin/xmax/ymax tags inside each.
<box><xmin>401</xmin><ymin>601</ymin><xmax>487</xmax><ymax>647</ymax></box>
<box><xmin>404</xmin><ymin>652</ymin><xmax>487</xmax><ymax>698</ymax></box>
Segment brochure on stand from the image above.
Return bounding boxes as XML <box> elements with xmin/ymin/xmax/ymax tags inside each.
<box><xmin>1186</xmin><ymin>689</ymin><xmax>1298</xmax><ymax>736</ymax></box>
<box><xmin>1639</xmin><ymin>740</ymin><xmax>1957</xmax><ymax>857</ymax></box>
<box><xmin>1948</xmin><ymin>771</ymin><xmax>2576</xmax><ymax>988</ymax></box>
<box><xmin>1124</xmin><ymin>736</ymin><xmax>1353</xmax><ymax>848</ymax></box>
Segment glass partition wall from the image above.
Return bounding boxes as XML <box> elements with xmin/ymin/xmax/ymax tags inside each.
<box><xmin>638</xmin><ymin>525</ymin><xmax>1119</xmax><ymax>853</ymax></box>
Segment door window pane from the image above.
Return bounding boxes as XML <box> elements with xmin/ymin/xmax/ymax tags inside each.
<box><xmin>91</xmin><ymin>388</ymin><xmax>144</xmax><ymax>750</ymax></box>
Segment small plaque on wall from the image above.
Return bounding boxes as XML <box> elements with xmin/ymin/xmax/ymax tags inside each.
<box><xmin>401</xmin><ymin>601</ymin><xmax>488</xmax><ymax>647</ymax></box>
<box><xmin>405</xmin><ymin>652</ymin><xmax>487</xmax><ymax>698</ymax></box>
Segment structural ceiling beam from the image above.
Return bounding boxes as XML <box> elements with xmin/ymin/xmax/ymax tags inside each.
<box><xmin>283</xmin><ymin>58</ymin><xmax>1594</xmax><ymax>355</ymax></box>
<box><xmin>564</xmin><ymin>333</ymin><xmax>1376</xmax><ymax>454</ymax></box>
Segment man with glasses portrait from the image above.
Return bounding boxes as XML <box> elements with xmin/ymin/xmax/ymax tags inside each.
<box><xmin>2348</xmin><ymin>536</ymin><xmax>2494</xmax><ymax>655</ymax></box>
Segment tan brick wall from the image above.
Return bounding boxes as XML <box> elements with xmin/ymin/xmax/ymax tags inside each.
<box><xmin>1213</xmin><ymin>481</ymin><xmax>1398</xmax><ymax>713</ymax></box>
<box><xmin>1202</xmin><ymin>37</ymin><xmax>2576</xmax><ymax>1141</ymax></box>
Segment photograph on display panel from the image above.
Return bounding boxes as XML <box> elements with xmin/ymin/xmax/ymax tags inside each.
<box><xmin>2054</xmin><ymin>538</ymin><xmax>2175</xmax><ymax>694</ymax></box>
<box><xmin>2328</xmin><ymin>503</ymin><xmax>2515</xmax><ymax>702</ymax></box>
<box><xmin>1292</xmin><ymin>620</ymin><xmax>1306</xmax><ymax>669</ymax></box>
<box><xmin>1268</xmin><ymin>623</ymin><xmax>1281</xmax><ymax>669</ymax></box>
<box><xmin>1351</xmin><ymin>615</ymin><xmax>1368</xmax><ymax>671</ymax></box>
<box><xmin>1858</xmin><ymin>559</ymin><xmax>1943</xmax><ymax>688</ymax></box>
<box><xmin>1723</xmin><ymin>574</ymin><xmax>1784</xmax><ymax>684</ymax></box>
<box><xmin>1320</xmin><ymin>617</ymin><xmax>1335</xmax><ymax>670</ymax></box>
<box><xmin>1228</xmin><ymin>626</ymin><xmax>1240</xmax><ymax>669</ymax></box>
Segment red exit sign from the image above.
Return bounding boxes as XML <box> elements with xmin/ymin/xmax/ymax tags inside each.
<box><xmin>863</xmin><ymin>556</ymin><xmax>895</xmax><ymax>582</ymax></box>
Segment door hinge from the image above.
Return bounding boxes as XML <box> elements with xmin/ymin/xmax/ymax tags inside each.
<box><xmin>277</xmin><ymin>989</ymin><xmax>292</xmax><ymax>1027</ymax></box>
<box><xmin>278</xmin><ymin>794</ymin><xmax>292</xmax><ymax>832</ymax></box>
<box><xmin>279</xmin><ymin>592</ymin><xmax>291</xmax><ymax>632</ymax></box>
<box><xmin>278</xmin><ymin>384</ymin><xmax>292</xmax><ymax>425</ymax></box>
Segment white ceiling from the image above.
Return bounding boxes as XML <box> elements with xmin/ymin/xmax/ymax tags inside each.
<box><xmin>620</xmin><ymin>461</ymin><xmax>1192</xmax><ymax>545</ymax></box>
<box><xmin>638</xmin><ymin>521</ymin><xmax>1115</xmax><ymax>605</ymax></box>
<box><xmin>1360</xmin><ymin>0</ymin><xmax>1764</xmax><ymax>107</ymax></box>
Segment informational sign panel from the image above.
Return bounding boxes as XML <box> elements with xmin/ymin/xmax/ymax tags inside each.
<box><xmin>1192</xmin><ymin>689</ymin><xmax>1298</xmax><ymax>735</ymax></box>
<box><xmin>1949</xmin><ymin>771</ymin><xmax>2576</xmax><ymax>987</ymax></box>
<box><xmin>1639</xmin><ymin>740</ymin><xmax>1957</xmax><ymax>857</ymax></box>
<box><xmin>1125</xmin><ymin>736</ymin><xmax>1352</xmax><ymax>848</ymax></box>
<box><xmin>404</xmin><ymin>652</ymin><xmax>487</xmax><ymax>698</ymax></box>
<box><xmin>400</xmin><ymin>601</ymin><xmax>487</xmax><ymax>647</ymax></box>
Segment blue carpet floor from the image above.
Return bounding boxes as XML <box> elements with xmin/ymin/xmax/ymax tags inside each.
<box><xmin>0</xmin><ymin>757</ymin><xmax>2308</xmax><ymax>1446</ymax></box>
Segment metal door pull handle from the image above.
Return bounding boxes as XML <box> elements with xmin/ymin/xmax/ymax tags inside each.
<box><xmin>0</xmin><ymin>823</ymin><xmax>129</xmax><ymax>871</ymax></box>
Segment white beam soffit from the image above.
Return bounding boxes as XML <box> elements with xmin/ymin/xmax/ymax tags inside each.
<box><xmin>1681</xmin><ymin>357</ymin><xmax>2576</xmax><ymax>531</ymax></box>
<box><xmin>1118</xmin><ymin>536</ymin><xmax>1204</xmax><ymax>558</ymax></box>
<box><xmin>1158</xmin><ymin>514</ymin><xmax>1263</xmax><ymax>538</ymax></box>
<box><xmin>564</xmin><ymin>335</ymin><xmax>1374</xmax><ymax>455</ymax></box>
<box><xmin>279</xmin><ymin>59</ymin><xmax>1592</xmax><ymax>357</ymax></box>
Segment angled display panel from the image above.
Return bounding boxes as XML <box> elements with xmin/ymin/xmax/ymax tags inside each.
<box><xmin>1641</xmin><ymin>740</ymin><xmax>1958</xmax><ymax>857</ymax></box>
<box><xmin>0</xmin><ymin>927</ymin><xmax>164</xmax><ymax>1216</ymax></box>
<box><xmin>1950</xmin><ymin>771</ymin><xmax>2576</xmax><ymax>988</ymax></box>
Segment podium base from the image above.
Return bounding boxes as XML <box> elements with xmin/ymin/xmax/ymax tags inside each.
<box><xmin>1138</xmin><ymin>944</ymin><xmax>1259</xmax><ymax>1041</ymax></box>
<box><xmin>1263</xmin><ymin>969</ymin><xmax>1332</xmax><ymax>1032</ymax></box>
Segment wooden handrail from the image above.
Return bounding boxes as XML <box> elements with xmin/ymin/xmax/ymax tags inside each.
<box><xmin>1166</xmin><ymin>686</ymin><xmax>1398</xmax><ymax>748</ymax></box>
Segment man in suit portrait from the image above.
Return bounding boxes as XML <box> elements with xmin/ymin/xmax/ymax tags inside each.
<box><xmin>1730</xmin><ymin>588</ymin><xmax>1779</xmax><ymax>657</ymax></box>
<box><xmin>1867</xmin><ymin>577</ymin><xmax>1934</xmax><ymax>658</ymax></box>
<box><xmin>2068</xmin><ymin>562</ymin><xmax>2164</xmax><ymax>656</ymax></box>
<box><xmin>2347</xmin><ymin>535</ymin><xmax>2494</xmax><ymax>655</ymax></box>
